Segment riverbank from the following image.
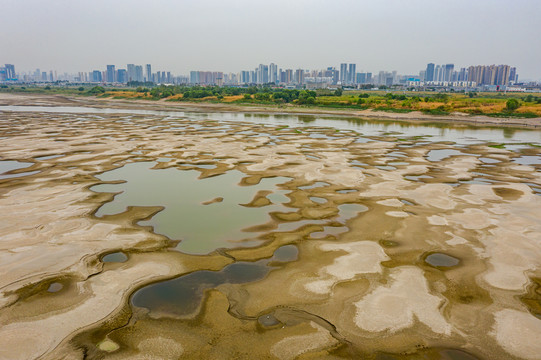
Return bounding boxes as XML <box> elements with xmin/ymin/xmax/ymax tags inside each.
<box><xmin>1</xmin><ymin>92</ymin><xmax>541</xmax><ymax>129</ymax></box>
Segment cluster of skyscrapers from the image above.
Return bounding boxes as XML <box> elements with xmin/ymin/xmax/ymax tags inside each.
<box><xmin>0</xmin><ymin>61</ymin><xmax>527</xmax><ymax>90</ymax></box>
<box><xmin>189</xmin><ymin>63</ymin><xmax>374</xmax><ymax>87</ymax></box>
<box><xmin>423</xmin><ymin>63</ymin><xmax>518</xmax><ymax>86</ymax></box>
<box><xmin>88</xmin><ymin>64</ymin><xmax>184</xmax><ymax>84</ymax></box>
<box><xmin>0</xmin><ymin>64</ymin><xmax>17</xmax><ymax>82</ymax></box>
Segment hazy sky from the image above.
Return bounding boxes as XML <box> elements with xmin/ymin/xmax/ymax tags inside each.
<box><xmin>2</xmin><ymin>0</ymin><xmax>540</xmax><ymax>79</ymax></box>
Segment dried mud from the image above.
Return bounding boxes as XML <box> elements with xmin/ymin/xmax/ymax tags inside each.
<box><xmin>0</xmin><ymin>94</ymin><xmax>540</xmax><ymax>359</ymax></box>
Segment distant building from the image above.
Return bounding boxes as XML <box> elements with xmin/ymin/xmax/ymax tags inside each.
<box><xmin>106</xmin><ymin>65</ymin><xmax>116</xmax><ymax>83</ymax></box>
<box><xmin>285</xmin><ymin>69</ymin><xmax>293</xmax><ymax>84</ymax></box>
<box><xmin>257</xmin><ymin>64</ymin><xmax>269</xmax><ymax>84</ymax></box>
<box><xmin>467</xmin><ymin>64</ymin><xmax>514</xmax><ymax>86</ymax></box>
<box><xmin>91</xmin><ymin>70</ymin><xmax>102</xmax><ymax>82</ymax></box>
<box><xmin>294</xmin><ymin>69</ymin><xmax>304</xmax><ymax>85</ymax></box>
<box><xmin>340</xmin><ymin>63</ymin><xmax>347</xmax><ymax>84</ymax></box>
<box><xmin>348</xmin><ymin>64</ymin><xmax>356</xmax><ymax>84</ymax></box>
<box><xmin>135</xmin><ymin>65</ymin><xmax>144</xmax><ymax>82</ymax></box>
<box><xmin>425</xmin><ymin>63</ymin><xmax>435</xmax><ymax>81</ymax></box>
<box><xmin>240</xmin><ymin>71</ymin><xmax>250</xmax><ymax>84</ymax></box>
<box><xmin>269</xmin><ymin>63</ymin><xmax>277</xmax><ymax>84</ymax></box>
<box><xmin>127</xmin><ymin>64</ymin><xmax>136</xmax><ymax>82</ymax></box>
<box><xmin>117</xmin><ymin>69</ymin><xmax>127</xmax><ymax>83</ymax></box>
<box><xmin>0</xmin><ymin>67</ymin><xmax>6</xmax><ymax>81</ymax></box>
<box><xmin>444</xmin><ymin>64</ymin><xmax>454</xmax><ymax>82</ymax></box>
<box><xmin>146</xmin><ymin>64</ymin><xmax>152</xmax><ymax>83</ymax></box>
<box><xmin>5</xmin><ymin>64</ymin><xmax>16</xmax><ymax>81</ymax></box>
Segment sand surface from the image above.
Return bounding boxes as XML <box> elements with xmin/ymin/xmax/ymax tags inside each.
<box><xmin>0</xmin><ymin>93</ymin><xmax>540</xmax><ymax>359</ymax></box>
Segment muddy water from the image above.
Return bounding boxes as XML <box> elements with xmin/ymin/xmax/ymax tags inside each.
<box><xmin>1</xmin><ymin>102</ymin><xmax>541</xmax><ymax>360</ymax></box>
<box><xmin>92</xmin><ymin>163</ymin><xmax>292</xmax><ymax>254</ymax></box>
<box><xmin>131</xmin><ymin>245</ymin><xmax>298</xmax><ymax>317</ymax></box>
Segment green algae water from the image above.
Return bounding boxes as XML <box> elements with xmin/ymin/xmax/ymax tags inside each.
<box><xmin>92</xmin><ymin>162</ymin><xmax>291</xmax><ymax>254</ymax></box>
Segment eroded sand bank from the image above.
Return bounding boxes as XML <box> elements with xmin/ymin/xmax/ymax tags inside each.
<box><xmin>0</xmin><ymin>94</ymin><xmax>540</xmax><ymax>359</ymax></box>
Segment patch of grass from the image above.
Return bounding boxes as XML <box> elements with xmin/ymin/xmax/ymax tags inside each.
<box><xmin>488</xmin><ymin>143</ymin><xmax>506</xmax><ymax>149</ymax></box>
<box><xmin>487</xmin><ymin>112</ymin><xmax>539</xmax><ymax>119</ymax></box>
<box><xmin>421</xmin><ymin>108</ymin><xmax>450</xmax><ymax>115</ymax></box>
<box><xmin>372</xmin><ymin>107</ymin><xmax>413</xmax><ymax>113</ymax></box>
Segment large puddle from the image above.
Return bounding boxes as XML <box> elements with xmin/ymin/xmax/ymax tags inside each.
<box><xmin>131</xmin><ymin>245</ymin><xmax>298</xmax><ymax>317</ymax></box>
<box><xmin>92</xmin><ymin>162</ymin><xmax>292</xmax><ymax>254</ymax></box>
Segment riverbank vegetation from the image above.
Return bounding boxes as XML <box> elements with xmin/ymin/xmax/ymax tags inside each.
<box><xmin>2</xmin><ymin>84</ymin><xmax>541</xmax><ymax>117</ymax></box>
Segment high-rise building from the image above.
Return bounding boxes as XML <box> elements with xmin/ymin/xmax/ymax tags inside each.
<box><xmin>106</xmin><ymin>65</ymin><xmax>116</xmax><ymax>83</ymax></box>
<box><xmin>135</xmin><ymin>66</ymin><xmax>144</xmax><ymax>82</ymax></box>
<box><xmin>269</xmin><ymin>63</ymin><xmax>278</xmax><ymax>84</ymax></box>
<box><xmin>116</xmin><ymin>69</ymin><xmax>127</xmax><ymax>83</ymax></box>
<box><xmin>294</xmin><ymin>69</ymin><xmax>304</xmax><ymax>85</ymax></box>
<box><xmin>285</xmin><ymin>69</ymin><xmax>293</xmax><ymax>84</ymax></box>
<box><xmin>425</xmin><ymin>63</ymin><xmax>435</xmax><ymax>82</ymax></box>
<box><xmin>127</xmin><ymin>64</ymin><xmax>136</xmax><ymax>82</ymax></box>
<box><xmin>190</xmin><ymin>71</ymin><xmax>199</xmax><ymax>84</ymax></box>
<box><xmin>340</xmin><ymin>63</ymin><xmax>347</xmax><ymax>83</ymax></box>
<box><xmin>348</xmin><ymin>64</ymin><xmax>356</xmax><ymax>84</ymax></box>
<box><xmin>92</xmin><ymin>70</ymin><xmax>102</xmax><ymax>82</ymax></box>
<box><xmin>257</xmin><ymin>64</ymin><xmax>269</xmax><ymax>84</ymax></box>
<box><xmin>0</xmin><ymin>67</ymin><xmax>6</xmax><ymax>81</ymax></box>
<box><xmin>356</xmin><ymin>73</ymin><xmax>366</xmax><ymax>84</ymax></box>
<box><xmin>5</xmin><ymin>64</ymin><xmax>16</xmax><ymax>81</ymax></box>
<box><xmin>466</xmin><ymin>64</ymin><xmax>514</xmax><ymax>86</ymax></box>
<box><xmin>146</xmin><ymin>64</ymin><xmax>152</xmax><ymax>83</ymax></box>
<box><xmin>444</xmin><ymin>64</ymin><xmax>454</xmax><ymax>82</ymax></box>
<box><xmin>509</xmin><ymin>67</ymin><xmax>517</xmax><ymax>84</ymax></box>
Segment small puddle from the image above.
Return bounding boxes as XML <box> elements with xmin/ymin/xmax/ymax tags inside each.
<box><xmin>0</xmin><ymin>160</ymin><xmax>36</xmax><ymax>179</ymax></box>
<box><xmin>102</xmin><ymin>252</ymin><xmax>128</xmax><ymax>263</ymax></box>
<box><xmin>299</xmin><ymin>181</ymin><xmax>329</xmax><ymax>190</ymax></box>
<box><xmin>131</xmin><ymin>245</ymin><xmax>297</xmax><ymax>318</ymax></box>
<box><xmin>47</xmin><ymin>282</ymin><xmax>63</xmax><ymax>293</ymax></box>
<box><xmin>479</xmin><ymin>157</ymin><xmax>500</xmax><ymax>164</ymax></box>
<box><xmin>513</xmin><ymin>155</ymin><xmax>541</xmax><ymax>165</ymax></box>
<box><xmin>425</xmin><ymin>252</ymin><xmax>460</xmax><ymax>268</ymax></box>
<box><xmin>309</xmin><ymin>196</ymin><xmax>327</xmax><ymax>204</ymax></box>
<box><xmin>426</xmin><ymin>149</ymin><xmax>463</xmax><ymax>162</ymax></box>
<box><xmin>336</xmin><ymin>189</ymin><xmax>357</xmax><ymax>194</ymax></box>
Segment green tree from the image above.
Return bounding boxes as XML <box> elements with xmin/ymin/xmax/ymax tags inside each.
<box><xmin>78</xmin><ymin>86</ymin><xmax>85</xmax><ymax>91</ymax></box>
<box><xmin>505</xmin><ymin>98</ymin><xmax>520</xmax><ymax>111</ymax></box>
<box><xmin>334</xmin><ymin>88</ymin><xmax>343</xmax><ymax>96</ymax></box>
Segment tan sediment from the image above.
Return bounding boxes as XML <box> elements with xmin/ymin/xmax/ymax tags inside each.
<box><xmin>353</xmin><ymin>266</ymin><xmax>452</xmax><ymax>334</ymax></box>
<box><xmin>0</xmin><ymin>93</ymin><xmax>540</xmax><ymax>359</ymax></box>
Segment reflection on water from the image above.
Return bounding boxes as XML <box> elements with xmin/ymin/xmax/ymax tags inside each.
<box><xmin>91</xmin><ymin>162</ymin><xmax>291</xmax><ymax>254</ymax></box>
<box><xmin>426</xmin><ymin>149</ymin><xmax>464</xmax><ymax>162</ymax></box>
<box><xmin>0</xmin><ymin>160</ymin><xmax>36</xmax><ymax>179</ymax></box>
<box><xmin>2</xmin><ymin>105</ymin><xmax>540</xmax><ymax>146</ymax></box>
<box><xmin>131</xmin><ymin>245</ymin><xmax>298</xmax><ymax>317</ymax></box>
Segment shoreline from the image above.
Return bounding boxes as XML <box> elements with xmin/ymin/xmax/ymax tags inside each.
<box><xmin>1</xmin><ymin>92</ymin><xmax>541</xmax><ymax>129</ymax></box>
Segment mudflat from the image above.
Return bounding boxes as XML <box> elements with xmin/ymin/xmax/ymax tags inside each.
<box><xmin>0</xmin><ymin>93</ymin><xmax>540</xmax><ymax>359</ymax></box>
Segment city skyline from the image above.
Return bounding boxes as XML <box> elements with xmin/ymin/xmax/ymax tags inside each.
<box><xmin>2</xmin><ymin>60</ymin><xmax>526</xmax><ymax>92</ymax></box>
<box><xmin>1</xmin><ymin>0</ymin><xmax>540</xmax><ymax>80</ymax></box>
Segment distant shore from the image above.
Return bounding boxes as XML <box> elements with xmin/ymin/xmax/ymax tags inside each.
<box><xmin>1</xmin><ymin>92</ymin><xmax>541</xmax><ymax>128</ymax></box>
